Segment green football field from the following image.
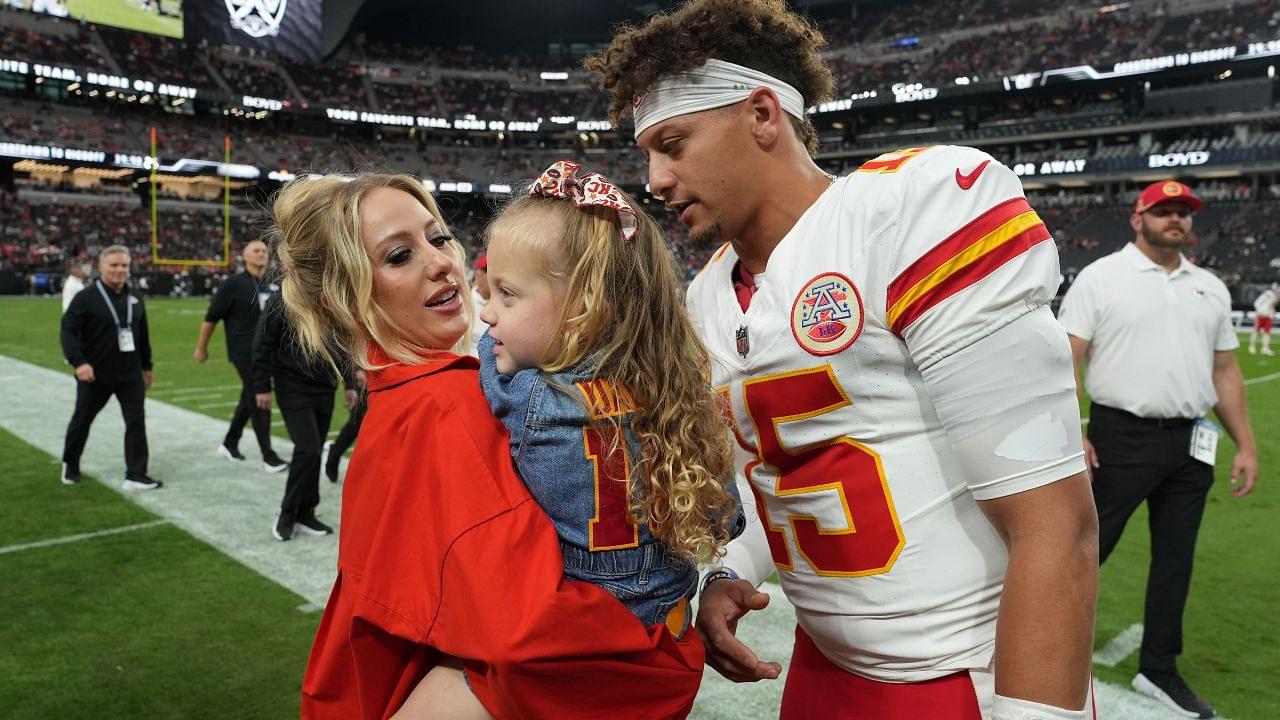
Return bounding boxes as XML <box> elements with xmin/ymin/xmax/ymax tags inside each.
<box><xmin>64</xmin><ymin>0</ymin><xmax>183</xmax><ymax>39</ymax></box>
<box><xmin>0</xmin><ymin>296</ymin><xmax>1276</xmax><ymax>718</ymax></box>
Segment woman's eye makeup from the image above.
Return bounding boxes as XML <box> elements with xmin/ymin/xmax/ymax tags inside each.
<box><xmin>387</xmin><ymin>247</ymin><xmax>411</xmax><ymax>266</ymax></box>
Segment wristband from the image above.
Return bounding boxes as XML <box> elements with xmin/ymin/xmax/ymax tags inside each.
<box><xmin>699</xmin><ymin>568</ymin><xmax>740</xmax><ymax>595</ymax></box>
<box><xmin>992</xmin><ymin>694</ymin><xmax>1087</xmax><ymax>720</ymax></box>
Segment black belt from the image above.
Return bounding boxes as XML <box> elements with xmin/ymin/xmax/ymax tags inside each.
<box><xmin>1093</xmin><ymin>403</ymin><xmax>1197</xmax><ymax>429</ymax></box>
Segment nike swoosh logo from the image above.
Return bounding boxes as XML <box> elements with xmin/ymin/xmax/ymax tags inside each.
<box><xmin>955</xmin><ymin>159</ymin><xmax>992</xmax><ymax>190</ymax></box>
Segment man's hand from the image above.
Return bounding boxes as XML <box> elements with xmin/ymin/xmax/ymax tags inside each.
<box><xmin>1082</xmin><ymin>437</ymin><xmax>1099</xmax><ymax>469</ymax></box>
<box><xmin>255</xmin><ymin>392</ymin><xmax>272</xmax><ymax>411</ymax></box>
<box><xmin>143</xmin><ymin>370</ymin><xmax>153</xmax><ymax>390</ymax></box>
<box><xmin>193</xmin><ymin>346</ymin><xmax>208</xmax><ymax>363</ymax></box>
<box><xmin>344</xmin><ymin>389</ymin><xmax>359</xmax><ymax>411</ymax></box>
<box><xmin>694</xmin><ymin>579</ymin><xmax>781</xmax><ymax>682</ymax></box>
<box><xmin>1230</xmin><ymin>449</ymin><xmax>1258</xmax><ymax>498</ymax></box>
<box><xmin>74</xmin><ymin>363</ymin><xmax>95</xmax><ymax>382</ymax></box>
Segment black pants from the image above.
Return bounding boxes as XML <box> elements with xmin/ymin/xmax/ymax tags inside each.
<box><xmin>1089</xmin><ymin>403</ymin><xmax>1214</xmax><ymax>676</ymax></box>
<box><xmin>326</xmin><ymin>395</ymin><xmax>366</xmax><ymax>472</ymax></box>
<box><xmin>278</xmin><ymin>391</ymin><xmax>334</xmax><ymax>520</ymax></box>
<box><xmin>225</xmin><ymin>360</ymin><xmax>273</xmax><ymax>457</ymax></box>
<box><xmin>62</xmin><ymin>373</ymin><xmax>148</xmax><ymax>479</ymax></box>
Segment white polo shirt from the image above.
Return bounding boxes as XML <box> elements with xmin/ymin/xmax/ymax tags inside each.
<box><xmin>1058</xmin><ymin>242</ymin><xmax>1237</xmax><ymax>419</ymax></box>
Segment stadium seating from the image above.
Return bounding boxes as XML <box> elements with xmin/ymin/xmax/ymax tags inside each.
<box><xmin>1</xmin><ymin>0</ymin><xmax>1278</xmax><ymax>297</ymax></box>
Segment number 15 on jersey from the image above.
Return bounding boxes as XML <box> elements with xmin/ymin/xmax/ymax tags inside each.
<box><xmin>719</xmin><ymin>365</ymin><xmax>906</xmax><ymax>578</ymax></box>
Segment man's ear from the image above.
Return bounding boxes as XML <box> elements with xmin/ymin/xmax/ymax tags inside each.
<box><xmin>1129</xmin><ymin>212</ymin><xmax>1143</xmax><ymax>234</ymax></box>
<box><xmin>747</xmin><ymin>87</ymin><xmax>785</xmax><ymax>148</ymax></box>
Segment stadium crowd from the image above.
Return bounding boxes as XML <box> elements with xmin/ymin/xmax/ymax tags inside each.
<box><xmin>2</xmin><ymin>0</ymin><xmax>1279</xmax><ymax>305</ymax></box>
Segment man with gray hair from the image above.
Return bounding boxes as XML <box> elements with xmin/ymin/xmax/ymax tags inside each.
<box><xmin>60</xmin><ymin>245</ymin><xmax>161</xmax><ymax>490</ymax></box>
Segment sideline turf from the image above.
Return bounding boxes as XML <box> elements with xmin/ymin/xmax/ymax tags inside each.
<box><xmin>0</xmin><ymin>428</ymin><xmax>317</xmax><ymax>719</ymax></box>
<box><xmin>0</xmin><ymin>297</ymin><xmax>353</xmax><ymax>441</ymax></box>
<box><xmin>3</xmin><ymin>296</ymin><xmax>1278</xmax><ymax>717</ymax></box>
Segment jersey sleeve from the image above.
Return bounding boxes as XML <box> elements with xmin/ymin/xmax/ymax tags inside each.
<box><xmin>882</xmin><ymin>146</ymin><xmax>1061</xmax><ymax>371</ymax></box>
<box><xmin>876</xmin><ymin>147</ymin><xmax>1085</xmax><ymax>499</ymax></box>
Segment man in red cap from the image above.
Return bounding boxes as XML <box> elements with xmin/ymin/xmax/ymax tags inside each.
<box><xmin>1059</xmin><ymin>180</ymin><xmax>1258</xmax><ymax>719</ymax></box>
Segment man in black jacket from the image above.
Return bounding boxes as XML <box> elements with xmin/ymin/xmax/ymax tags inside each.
<box><xmin>253</xmin><ymin>290</ymin><xmax>356</xmax><ymax>541</ymax></box>
<box><xmin>60</xmin><ymin>245</ymin><xmax>161</xmax><ymax>490</ymax></box>
<box><xmin>193</xmin><ymin>239</ymin><xmax>288</xmax><ymax>473</ymax></box>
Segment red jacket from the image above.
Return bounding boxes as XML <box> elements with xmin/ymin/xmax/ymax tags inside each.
<box><xmin>300</xmin><ymin>351</ymin><xmax>704</xmax><ymax>720</ymax></box>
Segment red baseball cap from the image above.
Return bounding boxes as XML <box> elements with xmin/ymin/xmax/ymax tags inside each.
<box><xmin>474</xmin><ymin>254</ymin><xmax>487</xmax><ymax>271</ymax></box>
<box><xmin>1135</xmin><ymin>181</ymin><xmax>1202</xmax><ymax>214</ymax></box>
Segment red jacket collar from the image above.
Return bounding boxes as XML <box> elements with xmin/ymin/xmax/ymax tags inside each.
<box><xmin>365</xmin><ymin>345</ymin><xmax>478</xmax><ymax>392</ymax></box>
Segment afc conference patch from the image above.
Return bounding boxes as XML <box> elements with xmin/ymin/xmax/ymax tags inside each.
<box><xmin>791</xmin><ymin>272</ymin><xmax>864</xmax><ymax>356</ymax></box>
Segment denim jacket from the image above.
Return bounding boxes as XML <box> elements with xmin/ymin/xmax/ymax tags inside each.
<box><xmin>479</xmin><ymin>333</ymin><xmax>742</xmax><ymax>629</ymax></box>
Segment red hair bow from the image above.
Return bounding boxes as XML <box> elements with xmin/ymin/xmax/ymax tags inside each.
<box><xmin>529</xmin><ymin>160</ymin><xmax>638</xmax><ymax>241</ymax></box>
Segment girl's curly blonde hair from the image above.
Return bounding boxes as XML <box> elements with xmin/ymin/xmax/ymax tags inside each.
<box><xmin>487</xmin><ymin>191</ymin><xmax>739</xmax><ymax>562</ymax></box>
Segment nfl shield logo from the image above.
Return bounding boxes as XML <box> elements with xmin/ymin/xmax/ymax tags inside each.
<box><xmin>225</xmin><ymin>0</ymin><xmax>287</xmax><ymax>39</ymax></box>
<box><xmin>735</xmin><ymin>326</ymin><xmax>750</xmax><ymax>358</ymax></box>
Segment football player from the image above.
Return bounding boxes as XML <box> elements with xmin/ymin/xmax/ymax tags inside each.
<box><xmin>587</xmin><ymin>1</ymin><xmax>1099</xmax><ymax>718</ymax></box>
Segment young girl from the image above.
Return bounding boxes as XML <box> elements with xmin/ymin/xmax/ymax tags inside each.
<box><xmin>272</xmin><ymin>173</ymin><xmax>707</xmax><ymax>720</ymax></box>
<box><xmin>478</xmin><ymin>160</ymin><xmax>744</xmax><ymax>634</ymax></box>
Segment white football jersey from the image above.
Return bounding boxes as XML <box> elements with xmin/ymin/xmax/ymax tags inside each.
<box><xmin>1255</xmin><ymin>289</ymin><xmax>1277</xmax><ymax>317</ymax></box>
<box><xmin>688</xmin><ymin>145</ymin><xmax>1075</xmax><ymax>682</ymax></box>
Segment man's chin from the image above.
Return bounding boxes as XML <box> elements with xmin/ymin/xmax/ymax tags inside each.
<box><xmin>691</xmin><ymin>220</ymin><xmax>723</xmax><ymax>247</ymax></box>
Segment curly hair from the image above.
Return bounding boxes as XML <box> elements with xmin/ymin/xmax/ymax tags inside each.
<box><xmin>487</xmin><ymin>191</ymin><xmax>739</xmax><ymax>562</ymax></box>
<box><xmin>583</xmin><ymin>0</ymin><xmax>835</xmax><ymax>154</ymax></box>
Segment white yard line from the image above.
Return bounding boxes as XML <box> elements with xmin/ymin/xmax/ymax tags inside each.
<box><xmin>0</xmin><ymin>353</ymin><xmax>1225</xmax><ymax>719</ymax></box>
<box><xmin>0</xmin><ymin>354</ymin><xmax>342</xmax><ymax>607</ymax></box>
<box><xmin>1093</xmin><ymin>623</ymin><xmax>1143</xmax><ymax>667</ymax></box>
<box><xmin>0</xmin><ymin>520</ymin><xmax>170</xmax><ymax>556</ymax></box>
<box><xmin>152</xmin><ymin>384</ymin><xmax>241</xmax><ymax>396</ymax></box>
<box><xmin>1244</xmin><ymin>371</ymin><xmax>1280</xmax><ymax>386</ymax></box>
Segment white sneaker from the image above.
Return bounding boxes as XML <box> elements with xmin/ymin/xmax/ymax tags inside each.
<box><xmin>1249</xmin><ymin>346</ymin><xmax>1257</xmax><ymax>354</ymax></box>
<box><xmin>60</xmin><ymin>462</ymin><xmax>81</xmax><ymax>485</ymax></box>
<box><xmin>1132</xmin><ymin>672</ymin><xmax>1215</xmax><ymax>719</ymax></box>
<box><xmin>122</xmin><ymin>476</ymin><xmax>163</xmax><ymax>491</ymax></box>
<box><xmin>216</xmin><ymin>444</ymin><xmax>245</xmax><ymax>461</ymax></box>
<box><xmin>1263</xmin><ymin>348</ymin><xmax>1275</xmax><ymax>356</ymax></box>
<box><xmin>262</xmin><ymin>454</ymin><xmax>289</xmax><ymax>474</ymax></box>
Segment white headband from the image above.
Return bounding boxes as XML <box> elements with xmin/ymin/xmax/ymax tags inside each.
<box><xmin>631</xmin><ymin>58</ymin><xmax>806</xmax><ymax>139</ymax></box>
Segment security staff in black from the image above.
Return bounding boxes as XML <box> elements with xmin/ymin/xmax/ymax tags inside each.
<box><xmin>60</xmin><ymin>246</ymin><xmax>161</xmax><ymax>491</ymax></box>
<box><xmin>252</xmin><ymin>291</ymin><xmax>355</xmax><ymax>541</ymax></box>
<box><xmin>194</xmin><ymin>239</ymin><xmax>288</xmax><ymax>473</ymax></box>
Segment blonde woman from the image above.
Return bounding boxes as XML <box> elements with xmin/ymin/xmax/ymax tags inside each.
<box><xmin>274</xmin><ymin>174</ymin><xmax>703</xmax><ymax>719</ymax></box>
